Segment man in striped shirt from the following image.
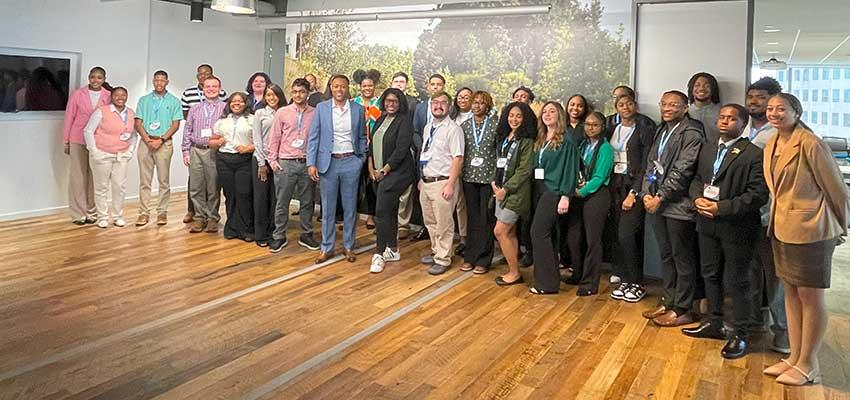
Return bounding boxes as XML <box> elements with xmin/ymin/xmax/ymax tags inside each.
<box><xmin>180</xmin><ymin>64</ymin><xmax>226</xmax><ymax>223</ymax></box>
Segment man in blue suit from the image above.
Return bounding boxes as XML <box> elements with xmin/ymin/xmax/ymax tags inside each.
<box><xmin>307</xmin><ymin>74</ymin><xmax>367</xmax><ymax>263</ymax></box>
<box><xmin>410</xmin><ymin>73</ymin><xmax>446</xmax><ymax>242</ymax></box>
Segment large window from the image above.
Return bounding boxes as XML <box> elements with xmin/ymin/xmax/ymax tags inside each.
<box><xmin>812</xmin><ymin>112</ymin><xmax>818</xmax><ymax>124</ymax></box>
<box><xmin>813</xmin><ymin>67</ymin><xmax>819</xmax><ymax>80</ymax></box>
<box><xmin>834</xmin><ymin>89</ymin><xmax>840</xmax><ymax>102</ymax></box>
<box><xmin>823</xmin><ymin>89</ymin><xmax>829</xmax><ymax>102</ymax></box>
<box><xmin>822</xmin><ymin>112</ymin><xmax>828</xmax><ymax>124</ymax></box>
<box><xmin>834</xmin><ymin>68</ymin><xmax>841</xmax><ymax>79</ymax></box>
<box><xmin>833</xmin><ymin>112</ymin><xmax>840</xmax><ymax>126</ymax></box>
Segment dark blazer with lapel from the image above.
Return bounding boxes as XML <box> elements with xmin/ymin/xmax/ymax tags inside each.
<box><xmin>604</xmin><ymin>112</ymin><xmax>657</xmax><ymax>194</ymax></box>
<box><xmin>642</xmin><ymin>116</ymin><xmax>705</xmax><ymax>221</ymax></box>
<box><xmin>412</xmin><ymin>101</ymin><xmax>429</xmax><ymax>153</ymax></box>
<box><xmin>306</xmin><ymin>99</ymin><xmax>366</xmax><ymax>174</ymax></box>
<box><xmin>368</xmin><ymin>113</ymin><xmax>416</xmax><ymax>192</ymax></box>
<box><xmin>688</xmin><ymin>137</ymin><xmax>768</xmax><ymax>238</ymax></box>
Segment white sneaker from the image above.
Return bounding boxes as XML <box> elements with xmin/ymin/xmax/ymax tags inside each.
<box><xmin>611</xmin><ymin>282</ymin><xmax>629</xmax><ymax>300</ymax></box>
<box><xmin>97</xmin><ymin>220</ymin><xmax>108</xmax><ymax>229</ymax></box>
<box><xmin>113</xmin><ymin>218</ymin><xmax>126</xmax><ymax>227</ymax></box>
<box><xmin>610</xmin><ymin>275</ymin><xmax>621</xmax><ymax>284</ymax></box>
<box><xmin>382</xmin><ymin>247</ymin><xmax>401</xmax><ymax>262</ymax></box>
<box><xmin>370</xmin><ymin>254</ymin><xmax>385</xmax><ymax>273</ymax></box>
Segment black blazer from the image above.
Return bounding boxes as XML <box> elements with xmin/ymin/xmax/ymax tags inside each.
<box><xmin>368</xmin><ymin>113</ymin><xmax>416</xmax><ymax>192</ymax></box>
<box><xmin>604</xmin><ymin>113</ymin><xmax>657</xmax><ymax>194</ymax></box>
<box><xmin>688</xmin><ymin>137</ymin><xmax>768</xmax><ymax>238</ymax></box>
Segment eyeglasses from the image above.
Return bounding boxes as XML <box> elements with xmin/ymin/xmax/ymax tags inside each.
<box><xmin>431</xmin><ymin>100</ymin><xmax>449</xmax><ymax>106</ymax></box>
<box><xmin>659</xmin><ymin>102</ymin><xmax>683</xmax><ymax>108</ymax></box>
<box><xmin>585</xmin><ymin>122</ymin><xmax>602</xmax><ymax>128</ymax></box>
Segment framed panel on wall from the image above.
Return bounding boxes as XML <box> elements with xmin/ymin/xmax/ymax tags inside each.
<box><xmin>0</xmin><ymin>46</ymin><xmax>80</xmax><ymax>119</ymax></box>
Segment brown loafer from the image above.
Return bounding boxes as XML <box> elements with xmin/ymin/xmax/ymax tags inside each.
<box><xmin>459</xmin><ymin>262</ymin><xmax>474</xmax><ymax>272</ymax></box>
<box><xmin>642</xmin><ymin>304</ymin><xmax>668</xmax><ymax>319</ymax></box>
<box><xmin>183</xmin><ymin>211</ymin><xmax>194</xmax><ymax>224</ymax></box>
<box><xmin>135</xmin><ymin>215</ymin><xmax>149</xmax><ymax>226</ymax></box>
<box><xmin>205</xmin><ymin>220</ymin><xmax>219</xmax><ymax>233</ymax></box>
<box><xmin>189</xmin><ymin>220</ymin><xmax>205</xmax><ymax>233</ymax></box>
<box><xmin>345</xmin><ymin>249</ymin><xmax>356</xmax><ymax>263</ymax></box>
<box><xmin>652</xmin><ymin>310</ymin><xmax>695</xmax><ymax>327</ymax></box>
<box><xmin>156</xmin><ymin>213</ymin><xmax>168</xmax><ymax>225</ymax></box>
<box><xmin>316</xmin><ymin>251</ymin><xmax>333</xmax><ymax>264</ymax></box>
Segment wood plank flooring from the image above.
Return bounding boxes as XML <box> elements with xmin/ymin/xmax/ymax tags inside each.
<box><xmin>0</xmin><ymin>193</ymin><xmax>848</xmax><ymax>399</ymax></box>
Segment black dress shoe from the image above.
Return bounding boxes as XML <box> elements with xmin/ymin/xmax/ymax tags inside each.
<box><xmin>682</xmin><ymin>320</ymin><xmax>726</xmax><ymax>339</ymax></box>
<box><xmin>410</xmin><ymin>228</ymin><xmax>430</xmax><ymax>241</ymax></box>
<box><xmin>721</xmin><ymin>335</ymin><xmax>748</xmax><ymax>359</ymax></box>
<box><xmin>455</xmin><ymin>242</ymin><xmax>466</xmax><ymax>256</ymax></box>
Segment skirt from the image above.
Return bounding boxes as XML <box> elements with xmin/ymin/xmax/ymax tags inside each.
<box><xmin>771</xmin><ymin>237</ymin><xmax>836</xmax><ymax>288</ymax></box>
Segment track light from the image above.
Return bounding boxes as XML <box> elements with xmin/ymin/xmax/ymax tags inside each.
<box><xmin>190</xmin><ymin>0</ymin><xmax>204</xmax><ymax>22</ymax></box>
<box><xmin>211</xmin><ymin>0</ymin><xmax>256</xmax><ymax>15</ymax></box>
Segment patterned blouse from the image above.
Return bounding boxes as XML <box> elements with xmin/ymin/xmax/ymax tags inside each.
<box><xmin>461</xmin><ymin>114</ymin><xmax>499</xmax><ymax>184</ymax></box>
<box><xmin>353</xmin><ymin>95</ymin><xmax>381</xmax><ymax>139</ymax></box>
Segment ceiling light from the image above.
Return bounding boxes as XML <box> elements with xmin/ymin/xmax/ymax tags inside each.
<box><xmin>760</xmin><ymin>57</ymin><xmax>787</xmax><ymax>70</ymax></box>
<box><xmin>211</xmin><ymin>0</ymin><xmax>256</xmax><ymax>14</ymax></box>
<box><xmin>765</xmin><ymin>42</ymin><xmax>779</xmax><ymax>45</ymax></box>
<box><xmin>764</xmin><ymin>28</ymin><xmax>781</xmax><ymax>33</ymax></box>
<box><xmin>767</xmin><ymin>51</ymin><xmax>779</xmax><ymax>54</ymax></box>
<box><xmin>190</xmin><ymin>0</ymin><xmax>203</xmax><ymax>22</ymax></box>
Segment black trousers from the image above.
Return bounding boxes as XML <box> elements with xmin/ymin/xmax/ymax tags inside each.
<box><xmin>357</xmin><ymin>167</ymin><xmax>376</xmax><ymax>217</ymax></box>
<box><xmin>217</xmin><ymin>152</ymin><xmax>254</xmax><ymax>238</ymax></box>
<box><xmin>608</xmin><ymin>175</ymin><xmax>645</xmax><ymax>284</ymax></box>
<box><xmin>699</xmin><ymin>230</ymin><xmax>754</xmax><ymax>335</ymax></box>
<box><xmin>531</xmin><ymin>187</ymin><xmax>564</xmax><ymax>292</ymax></box>
<box><xmin>567</xmin><ymin>186</ymin><xmax>611</xmax><ymax>291</ymax></box>
<box><xmin>252</xmin><ymin>159</ymin><xmax>276</xmax><ymax>243</ymax></box>
<box><xmin>651</xmin><ymin>214</ymin><xmax>698</xmax><ymax>315</ymax></box>
<box><xmin>463</xmin><ymin>181</ymin><xmax>495</xmax><ymax>266</ymax></box>
<box><xmin>375</xmin><ymin>179</ymin><xmax>405</xmax><ymax>253</ymax></box>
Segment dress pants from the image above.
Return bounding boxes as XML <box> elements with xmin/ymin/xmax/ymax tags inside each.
<box><xmin>751</xmin><ymin>226</ymin><xmax>787</xmax><ymax>334</ymax></box>
<box><xmin>651</xmin><ymin>214</ymin><xmax>698</xmax><ymax>315</ymax></box>
<box><xmin>567</xmin><ymin>187</ymin><xmax>611</xmax><ymax>291</ymax></box>
<box><xmin>375</xmin><ymin>179</ymin><xmax>405</xmax><ymax>253</ymax></box>
<box><xmin>68</xmin><ymin>143</ymin><xmax>96</xmax><ymax>220</ymax></box>
<box><xmin>217</xmin><ymin>152</ymin><xmax>253</xmax><ymax>238</ymax></box>
<box><xmin>272</xmin><ymin>159</ymin><xmax>315</xmax><ymax>240</ymax></box>
<box><xmin>319</xmin><ymin>155</ymin><xmax>362</xmax><ymax>253</ymax></box>
<box><xmin>420</xmin><ymin>179</ymin><xmax>459</xmax><ymax>266</ymax></box>
<box><xmin>89</xmin><ymin>147</ymin><xmax>131</xmax><ymax>221</ymax></box>
<box><xmin>398</xmin><ymin>184</ymin><xmax>414</xmax><ymax>228</ymax></box>
<box><xmin>137</xmin><ymin>139</ymin><xmax>173</xmax><ymax>217</ymax></box>
<box><xmin>455</xmin><ymin>187</ymin><xmax>468</xmax><ymax>239</ymax></box>
<box><xmin>699</xmin><ymin>230</ymin><xmax>754</xmax><ymax>335</ymax></box>
<box><xmin>358</xmin><ymin>167</ymin><xmax>376</xmax><ymax>217</ymax></box>
<box><xmin>531</xmin><ymin>187</ymin><xmax>563</xmax><ymax>293</ymax></box>
<box><xmin>253</xmin><ymin>158</ymin><xmax>276</xmax><ymax>243</ymax></box>
<box><xmin>187</xmin><ymin>175</ymin><xmax>194</xmax><ymax>213</ymax></box>
<box><xmin>462</xmin><ymin>181</ymin><xmax>495</xmax><ymax>266</ymax></box>
<box><xmin>608</xmin><ymin>175</ymin><xmax>645</xmax><ymax>283</ymax></box>
<box><xmin>188</xmin><ymin>147</ymin><xmax>220</xmax><ymax>223</ymax></box>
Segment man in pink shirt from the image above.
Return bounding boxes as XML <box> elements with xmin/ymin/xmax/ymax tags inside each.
<box><xmin>267</xmin><ymin>78</ymin><xmax>319</xmax><ymax>252</ymax></box>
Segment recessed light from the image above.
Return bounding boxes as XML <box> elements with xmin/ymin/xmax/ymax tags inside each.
<box><xmin>764</xmin><ymin>28</ymin><xmax>781</xmax><ymax>33</ymax></box>
<box><xmin>766</xmin><ymin>42</ymin><xmax>779</xmax><ymax>45</ymax></box>
<box><xmin>767</xmin><ymin>51</ymin><xmax>780</xmax><ymax>54</ymax></box>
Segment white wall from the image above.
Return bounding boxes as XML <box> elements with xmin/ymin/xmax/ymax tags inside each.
<box><xmin>0</xmin><ymin>0</ymin><xmax>264</xmax><ymax>219</ymax></box>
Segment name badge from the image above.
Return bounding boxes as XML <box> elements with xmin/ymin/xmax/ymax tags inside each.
<box><xmin>614</xmin><ymin>151</ymin><xmax>627</xmax><ymax>164</ymax></box>
<box><xmin>496</xmin><ymin>157</ymin><xmax>508</xmax><ymax>169</ymax></box>
<box><xmin>703</xmin><ymin>184</ymin><xmax>720</xmax><ymax>201</ymax></box>
<box><xmin>420</xmin><ymin>152</ymin><xmax>432</xmax><ymax>162</ymax></box>
<box><xmin>534</xmin><ymin>168</ymin><xmax>544</xmax><ymax>180</ymax></box>
<box><xmin>613</xmin><ymin>162</ymin><xmax>627</xmax><ymax>174</ymax></box>
<box><xmin>291</xmin><ymin>139</ymin><xmax>305</xmax><ymax>148</ymax></box>
<box><xmin>471</xmin><ymin>157</ymin><xmax>484</xmax><ymax>167</ymax></box>
<box><xmin>201</xmin><ymin>128</ymin><xmax>212</xmax><ymax>138</ymax></box>
<box><xmin>119</xmin><ymin>132</ymin><xmax>131</xmax><ymax>141</ymax></box>
<box><xmin>148</xmin><ymin>121</ymin><xmax>160</xmax><ymax>131</ymax></box>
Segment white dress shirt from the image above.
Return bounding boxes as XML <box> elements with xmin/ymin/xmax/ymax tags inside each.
<box><xmin>331</xmin><ymin>100</ymin><xmax>354</xmax><ymax>154</ymax></box>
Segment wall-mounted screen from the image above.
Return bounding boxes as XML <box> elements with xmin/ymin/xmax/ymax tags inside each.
<box><xmin>0</xmin><ymin>53</ymin><xmax>71</xmax><ymax>112</ymax></box>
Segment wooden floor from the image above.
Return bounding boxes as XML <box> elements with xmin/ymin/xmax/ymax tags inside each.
<box><xmin>0</xmin><ymin>193</ymin><xmax>848</xmax><ymax>400</ymax></box>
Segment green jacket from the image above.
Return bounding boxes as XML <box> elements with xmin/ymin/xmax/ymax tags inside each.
<box><xmin>501</xmin><ymin>138</ymin><xmax>534</xmax><ymax>219</ymax></box>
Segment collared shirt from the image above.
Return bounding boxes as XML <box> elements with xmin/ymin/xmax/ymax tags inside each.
<box><xmin>84</xmin><ymin>104</ymin><xmax>138</xmax><ymax>153</ymax></box>
<box><xmin>268</xmin><ymin>103</ymin><xmax>316</xmax><ymax>162</ymax></box>
<box><xmin>253</xmin><ymin>105</ymin><xmax>276</xmax><ymax>164</ymax></box>
<box><xmin>135</xmin><ymin>91</ymin><xmax>183</xmax><ymax>137</ymax></box>
<box><xmin>421</xmin><ymin>117</ymin><xmax>464</xmax><ymax>177</ymax></box>
<box><xmin>454</xmin><ymin>111</ymin><xmax>473</xmax><ymax>126</ymax></box>
<box><xmin>331</xmin><ymin>100</ymin><xmax>354</xmax><ymax>154</ymax></box>
<box><xmin>182</xmin><ymin>98</ymin><xmax>226</xmax><ymax>156</ymax></box>
<box><xmin>742</xmin><ymin>119</ymin><xmax>776</xmax><ymax>150</ymax></box>
<box><xmin>181</xmin><ymin>85</ymin><xmax>227</xmax><ymax>112</ymax></box>
<box><xmin>214</xmin><ymin>114</ymin><xmax>255</xmax><ymax>154</ymax></box>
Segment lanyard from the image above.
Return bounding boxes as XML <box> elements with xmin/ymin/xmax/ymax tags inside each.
<box><xmin>711</xmin><ymin>142</ymin><xmax>733</xmax><ymax>183</ymax></box>
<box><xmin>231</xmin><ymin>115</ymin><xmax>240</xmax><ymax>136</ymax></box>
<box><xmin>471</xmin><ymin>117</ymin><xmax>488</xmax><ymax>147</ymax></box>
<box><xmin>423</xmin><ymin>124</ymin><xmax>438</xmax><ymax>153</ymax></box>
<box><xmin>151</xmin><ymin>93</ymin><xmax>164</xmax><ymax>117</ymax></box>
<box><xmin>583</xmin><ymin>140</ymin><xmax>598</xmax><ymax>161</ymax></box>
<box><xmin>657</xmin><ymin>122</ymin><xmax>681</xmax><ymax>158</ymax></box>
<box><xmin>613</xmin><ymin>124</ymin><xmax>635</xmax><ymax>152</ymax></box>
<box><xmin>538</xmin><ymin>140</ymin><xmax>551</xmax><ymax>166</ymax></box>
<box><xmin>116</xmin><ymin>108</ymin><xmax>127</xmax><ymax>124</ymax></box>
<box><xmin>201</xmin><ymin>99</ymin><xmax>217</xmax><ymax>120</ymax></box>
<box><xmin>500</xmin><ymin>138</ymin><xmax>519</xmax><ymax>167</ymax></box>
<box><xmin>296</xmin><ymin>109</ymin><xmax>304</xmax><ymax>131</ymax></box>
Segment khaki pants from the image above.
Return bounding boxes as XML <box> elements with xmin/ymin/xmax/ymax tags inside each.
<box><xmin>137</xmin><ymin>139</ymin><xmax>173</xmax><ymax>216</ymax></box>
<box><xmin>189</xmin><ymin>147</ymin><xmax>220</xmax><ymax>223</ymax></box>
<box><xmin>398</xmin><ymin>184</ymin><xmax>413</xmax><ymax>228</ymax></box>
<box><xmin>89</xmin><ymin>147</ymin><xmax>132</xmax><ymax>221</ymax></box>
<box><xmin>68</xmin><ymin>143</ymin><xmax>96</xmax><ymax>220</ymax></box>
<box><xmin>420</xmin><ymin>180</ymin><xmax>459</xmax><ymax>266</ymax></box>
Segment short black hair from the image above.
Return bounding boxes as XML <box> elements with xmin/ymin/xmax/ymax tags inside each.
<box><xmin>291</xmin><ymin>78</ymin><xmax>310</xmax><ymax>92</ymax></box>
<box><xmin>392</xmin><ymin>71</ymin><xmax>409</xmax><ymax>83</ymax></box>
<box><xmin>197</xmin><ymin>64</ymin><xmax>213</xmax><ymax>73</ymax></box>
<box><xmin>329</xmin><ymin>74</ymin><xmax>350</xmax><ymax>85</ymax></box>
<box><xmin>663</xmin><ymin>90</ymin><xmax>689</xmax><ymax>104</ymax></box>
<box><xmin>153</xmin><ymin>70</ymin><xmax>168</xmax><ymax>79</ymax></box>
<box><xmin>612</xmin><ymin>85</ymin><xmax>635</xmax><ymax>99</ymax></box>
<box><xmin>379</xmin><ymin>87</ymin><xmax>408</xmax><ymax>115</ymax></box>
<box><xmin>747</xmin><ymin>76</ymin><xmax>782</xmax><ymax>96</ymax></box>
<box><xmin>512</xmin><ymin>86</ymin><xmax>536</xmax><ymax>102</ymax></box>
<box><xmin>720</xmin><ymin>103</ymin><xmax>750</xmax><ymax>128</ymax></box>
<box><xmin>353</xmin><ymin>68</ymin><xmax>381</xmax><ymax>85</ymax></box>
<box><xmin>110</xmin><ymin>86</ymin><xmax>128</xmax><ymax>96</ymax></box>
<box><xmin>497</xmin><ymin>102</ymin><xmax>538</xmax><ymax>143</ymax></box>
<box><xmin>687</xmin><ymin>72</ymin><xmax>720</xmax><ymax>104</ymax></box>
<box><xmin>429</xmin><ymin>73</ymin><xmax>446</xmax><ymax>85</ymax></box>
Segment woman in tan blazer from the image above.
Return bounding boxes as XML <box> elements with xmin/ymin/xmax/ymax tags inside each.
<box><xmin>761</xmin><ymin>93</ymin><xmax>849</xmax><ymax>386</ymax></box>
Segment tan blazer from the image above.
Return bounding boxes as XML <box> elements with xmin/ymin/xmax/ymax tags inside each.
<box><xmin>764</xmin><ymin>126</ymin><xmax>849</xmax><ymax>244</ymax></box>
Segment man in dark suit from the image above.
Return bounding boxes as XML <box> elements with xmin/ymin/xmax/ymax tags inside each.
<box><xmin>409</xmin><ymin>73</ymin><xmax>447</xmax><ymax>241</ymax></box>
<box><xmin>682</xmin><ymin>104</ymin><xmax>768</xmax><ymax>359</ymax></box>
<box><xmin>307</xmin><ymin>74</ymin><xmax>367</xmax><ymax>264</ymax></box>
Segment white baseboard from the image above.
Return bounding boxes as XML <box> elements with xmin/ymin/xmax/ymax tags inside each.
<box><xmin>0</xmin><ymin>186</ymin><xmax>188</xmax><ymax>221</ymax></box>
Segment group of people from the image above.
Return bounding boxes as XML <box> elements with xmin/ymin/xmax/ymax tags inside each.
<box><xmin>62</xmin><ymin>65</ymin><xmax>848</xmax><ymax>386</ymax></box>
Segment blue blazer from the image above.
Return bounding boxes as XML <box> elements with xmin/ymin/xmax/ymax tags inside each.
<box><xmin>306</xmin><ymin>99</ymin><xmax>367</xmax><ymax>174</ymax></box>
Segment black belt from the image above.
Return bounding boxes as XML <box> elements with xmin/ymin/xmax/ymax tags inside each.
<box><xmin>282</xmin><ymin>158</ymin><xmax>307</xmax><ymax>163</ymax></box>
<box><xmin>332</xmin><ymin>152</ymin><xmax>354</xmax><ymax>159</ymax></box>
<box><xmin>422</xmin><ymin>176</ymin><xmax>449</xmax><ymax>183</ymax></box>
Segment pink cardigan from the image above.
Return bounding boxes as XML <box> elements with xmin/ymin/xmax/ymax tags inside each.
<box><xmin>63</xmin><ymin>86</ymin><xmax>110</xmax><ymax>145</ymax></box>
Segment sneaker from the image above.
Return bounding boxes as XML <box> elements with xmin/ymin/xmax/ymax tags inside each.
<box><xmin>298</xmin><ymin>234</ymin><xmax>321</xmax><ymax>250</ymax></box>
<box><xmin>205</xmin><ymin>220</ymin><xmax>219</xmax><ymax>233</ymax></box>
<box><xmin>97</xmin><ymin>219</ymin><xmax>108</xmax><ymax>229</ymax></box>
<box><xmin>420</xmin><ymin>254</ymin><xmax>435</xmax><ymax>265</ymax></box>
<box><xmin>156</xmin><ymin>213</ymin><xmax>168</xmax><ymax>225</ymax></box>
<box><xmin>382</xmin><ymin>247</ymin><xmax>401</xmax><ymax>262</ymax></box>
<box><xmin>182</xmin><ymin>211</ymin><xmax>194</xmax><ymax>224</ymax></box>
<box><xmin>624</xmin><ymin>283</ymin><xmax>647</xmax><ymax>303</ymax></box>
<box><xmin>269</xmin><ymin>237</ymin><xmax>288</xmax><ymax>253</ymax></box>
<box><xmin>771</xmin><ymin>332</ymin><xmax>791</xmax><ymax>354</ymax></box>
<box><xmin>113</xmin><ymin>218</ymin><xmax>126</xmax><ymax>227</ymax></box>
<box><xmin>428</xmin><ymin>263</ymin><xmax>449</xmax><ymax>275</ymax></box>
<box><xmin>135</xmin><ymin>215</ymin><xmax>149</xmax><ymax>226</ymax></box>
<box><xmin>189</xmin><ymin>220</ymin><xmax>205</xmax><ymax>233</ymax></box>
<box><xmin>610</xmin><ymin>275</ymin><xmax>621</xmax><ymax>284</ymax></box>
<box><xmin>611</xmin><ymin>282</ymin><xmax>629</xmax><ymax>300</ymax></box>
<box><xmin>370</xmin><ymin>254</ymin><xmax>385</xmax><ymax>273</ymax></box>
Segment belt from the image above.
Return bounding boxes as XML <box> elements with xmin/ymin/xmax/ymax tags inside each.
<box><xmin>282</xmin><ymin>158</ymin><xmax>307</xmax><ymax>163</ymax></box>
<box><xmin>422</xmin><ymin>176</ymin><xmax>449</xmax><ymax>183</ymax></box>
<box><xmin>331</xmin><ymin>152</ymin><xmax>355</xmax><ymax>159</ymax></box>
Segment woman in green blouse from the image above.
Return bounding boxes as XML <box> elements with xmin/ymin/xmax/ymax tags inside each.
<box><xmin>530</xmin><ymin>101</ymin><xmax>581</xmax><ymax>294</ymax></box>
<box><xmin>459</xmin><ymin>91</ymin><xmax>499</xmax><ymax>274</ymax></box>
<box><xmin>492</xmin><ymin>102</ymin><xmax>536</xmax><ymax>285</ymax></box>
<box><xmin>566</xmin><ymin>111</ymin><xmax>614</xmax><ymax>296</ymax></box>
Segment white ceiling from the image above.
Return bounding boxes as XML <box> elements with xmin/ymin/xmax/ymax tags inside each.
<box><xmin>754</xmin><ymin>0</ymin><xmax>850</xmax><ymax>65</ymax></box>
